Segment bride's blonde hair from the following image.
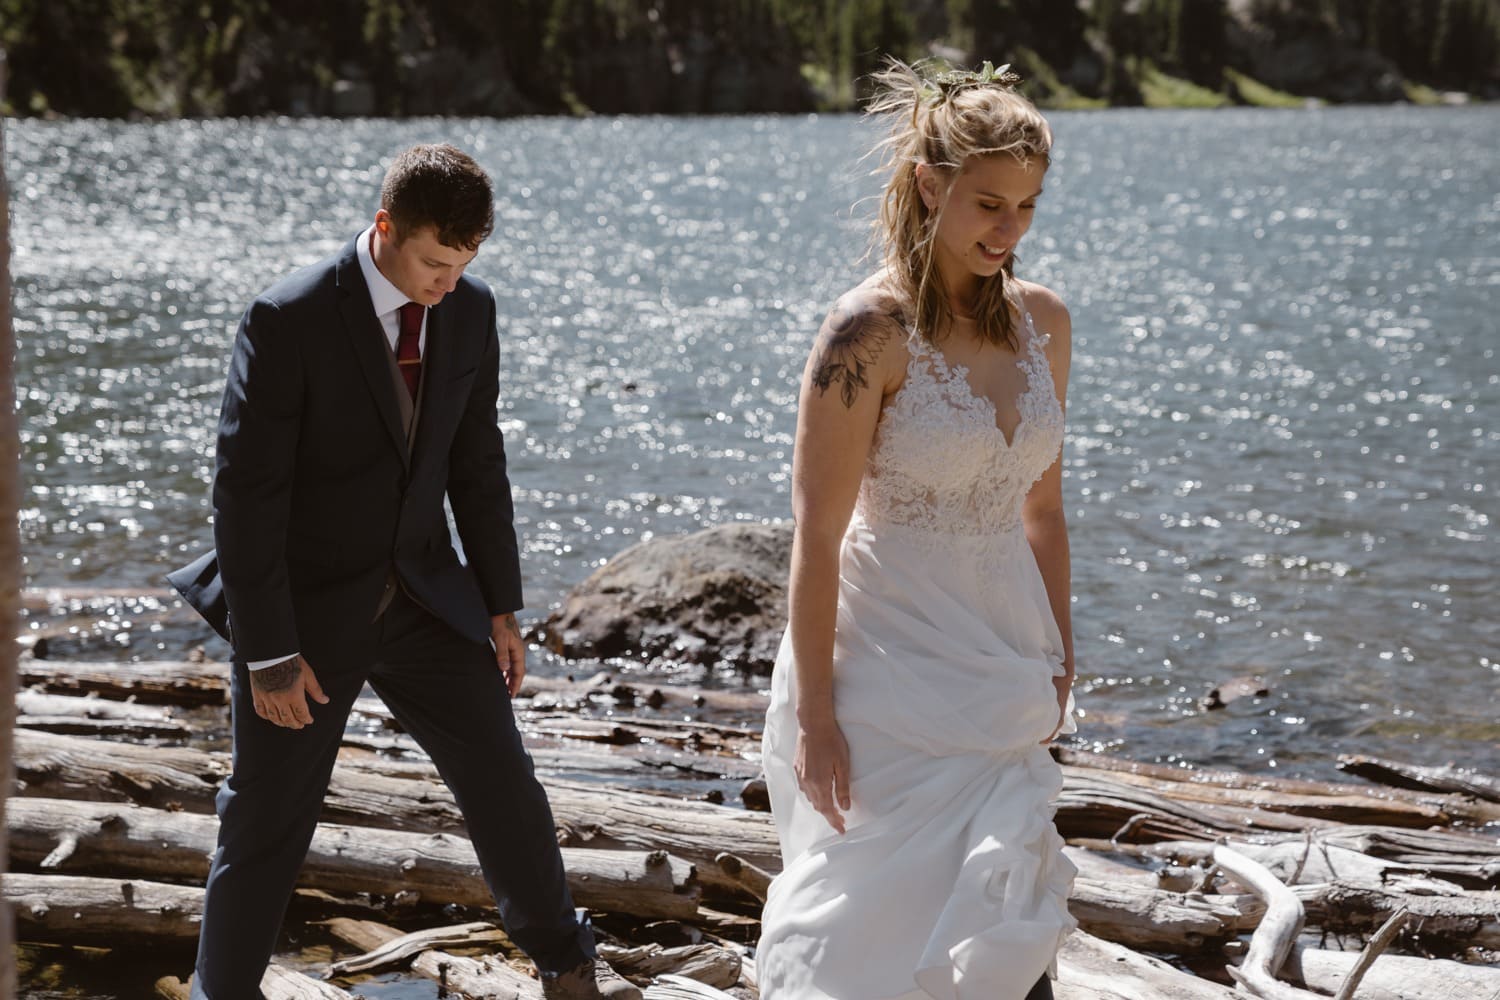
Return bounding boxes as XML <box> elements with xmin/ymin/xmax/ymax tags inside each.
<box><xmin>868</xmin><ymin>59</ymin><xmax>1053</xmax><ymax>350</ymax></box>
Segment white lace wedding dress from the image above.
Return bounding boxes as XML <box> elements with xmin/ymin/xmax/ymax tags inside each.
<box><xmin>759</xmin><ymin>311</ymin><xmax>1078</xmax><ymax>1000</ymax></box>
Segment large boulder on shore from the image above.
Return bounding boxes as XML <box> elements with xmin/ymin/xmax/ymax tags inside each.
<box><xmin>540</xmin><ymin>522</ymin><xmax>793</xmax><ymax>674</ymax></box>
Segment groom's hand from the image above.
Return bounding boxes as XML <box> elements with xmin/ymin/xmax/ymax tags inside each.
<box><xmin>249</xmin><ymin>655</ymin><xmax>330</xmax><ymax>730</ymax></box>
<box><xmin>492</xmin><ymin>613</ymin><xmax>526</xmax><ymax>697</ymax></box>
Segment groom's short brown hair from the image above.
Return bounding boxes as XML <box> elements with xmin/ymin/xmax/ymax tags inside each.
<box><xmin>380</xmin><ymin>143</ymin><xmax>495</xmax><ymax>252</ymax></box>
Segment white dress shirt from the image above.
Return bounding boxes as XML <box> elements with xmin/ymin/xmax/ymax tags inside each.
<box><xmin>356</xmin><ymin>223</ymin><xmax>428</xmax><ymax>354</ymax></box>
<box><xmin>247</xmin><ymin>226</ymin><xmax>425</xmax><ymax>671</ymax></box>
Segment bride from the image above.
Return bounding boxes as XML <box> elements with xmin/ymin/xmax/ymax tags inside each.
<box><xmin>758</xmin><ymin>60</ymin><xmax>1078</xmax><ymax>1000</ymax></box>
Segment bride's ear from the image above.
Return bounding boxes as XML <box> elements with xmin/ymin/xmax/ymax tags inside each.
<box><xmin>915</xmin><ymin>164</ymin><xmax>942</xmax><ymax>212</ymax></box>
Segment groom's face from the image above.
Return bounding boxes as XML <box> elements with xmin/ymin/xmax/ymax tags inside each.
<box><xmin>374</xmin><ymin>213</ymin><xmax>480</xmax><ymax>307</ymax></box>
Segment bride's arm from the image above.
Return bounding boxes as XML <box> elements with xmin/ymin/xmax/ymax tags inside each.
<box><xmin>787</xmin><ymin>289</ymin><xmax>907</xmax><ymax>833</ymax></box>
<box><xmin>1020</xmin><ymin>286</ymin><xmax>1075</xmax><ymax>738</ymax></box>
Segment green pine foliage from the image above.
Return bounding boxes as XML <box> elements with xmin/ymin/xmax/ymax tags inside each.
<box><xmin>0</xmin><ymin>0</ymin><xmax>1493</xmax><ymax>116</ymax></box>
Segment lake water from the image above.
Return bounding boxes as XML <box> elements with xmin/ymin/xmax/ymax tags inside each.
<box><xmin>8</xmin><ymin>107</ymin><xmax>1498</xmax><ymax>784</ymax></box>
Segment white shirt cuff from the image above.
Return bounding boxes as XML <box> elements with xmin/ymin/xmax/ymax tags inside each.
<box><xmin>247</xmin><ymin>654</ymin><xmax>299</xmax><ymax>671</ymax></box>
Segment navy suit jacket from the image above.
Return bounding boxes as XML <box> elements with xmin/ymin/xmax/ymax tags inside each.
<box><xmin>168</xmin><ymin>236</ymin><xmax>523</xmax><ymax>666</ymax></box>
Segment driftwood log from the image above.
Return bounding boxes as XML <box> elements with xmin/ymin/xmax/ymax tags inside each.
<box><xmin>327</xmin><ymin>920</ymin><xmax>509</xmax><ymax>976</ymax></box>
<box><xmin>12</xmin><ymin>729</ymin><xmax>777</xmax><ymax>901</ymax></box>
<box><xmin>1053</xmin><ymin>930</ymin><xmax>1240</xmax><ymax>999</ymax></box>
<box><xmin>1067</xmin><ymin>877</ymin><xmax>1251</xmax><ymax>952</ymax></box>
<box><xmin>1095</xmin><ymin>830</ymin><xmax>1500</xmax><ymax>888</ymax></box>
<box><xmin>13</xmin><ymin>715</ymin><xmax>191</xmax><ymax>739</ymax></box>
<box><xmin>4</xmin><ymin>872</ymin><xmax>203</xmax><ymax>942</ymax></box>
<box><xmin>332</xmin><ymin>730</ymin><xmax>759</xmax><ymax>787</ymax></box>
<box><xmin>15</xmin><ymin>690</ymin><xmax>183</xmax><ymax>722</ymax></box>
<box><xmin>1287</xmin><ymin>944</ymin><xmax>1500</xmax><ymax>999</ymax></box>
<box><xmin>1212</xmin><ymin>844</ymin><xmax>1316</xmax><ymax>1000</ymax></box>
<box><xmin>323</xmin><ymin>917</ymin><xmax>545</xmax><ymax>998</ymax></box>
<box><xmin>409</xmin><ymin>950</ymin><xmax>540</xmax><ymax>999</ymax></box>
<box><xmin>19</xmin><ymin>659</ymin><xmax>229</xmax><ymax>707</ymax></box>
<box><xmin>597</xmin><ymin>942</ymin><xmax>742</xmax><ymax>989</ymax></box>
<box><xmin>6</xmin><ymin>798</ymin><xmax>700</xmax><ymax>920</ymax></box>
<box><xmin>14</xmin><ymin>690</ymin><xmax>191</xmax><ymax>738</ymax></box>
<box><xmin>1338</xmin><ymin>753</ymin><xmax>1500</xmax><ymax>804</ymax></box>
<box><xmin>320</xmin><ymin>915</ymin><xmax>404</xmax><ymax>953</ymax></box>
<box><xmin>1296</xmin><ymin>881</ymin><xmax>1500</xmax><ymax>952</ymax></box>
<box><xmin>17</xmin><ymin>727</ymin><xmax>1499</xmax><ymax>923</ymax></box>
<box><xmin>1057</xmin><ymin>747</ymin><xmax>1500</xmax><ymax>828</ymax></box>
<box><xmin>155</xmin><ymin>966</ymin><xmax>354</xmax><ymax>1000</ymax></box>
<box><xmin>20</xmin><ymin>658</ymin><xmax>768</xmax><ymax>717</ymax></box>
<box><xmin>14</xmin><ymin>620</ymin><xmax>1500</xmax><ymax>999</ymax></box>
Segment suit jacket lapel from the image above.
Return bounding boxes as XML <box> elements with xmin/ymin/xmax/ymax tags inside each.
<box><xmin>334</xmin><ymin>239</ymin><xmax>410</xmax><ymax>469</ymax></box>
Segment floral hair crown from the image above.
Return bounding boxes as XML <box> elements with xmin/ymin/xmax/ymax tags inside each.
<box><xmin>918</xmin><ymin>61</ymin><xmax>1023</xmax><ymax>103</ymax></box>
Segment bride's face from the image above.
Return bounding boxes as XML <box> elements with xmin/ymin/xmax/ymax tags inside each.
<box><xmin>919</xmin><ymin>154</ymin><xmax>1046</xmax><ymax>297</ymax></box>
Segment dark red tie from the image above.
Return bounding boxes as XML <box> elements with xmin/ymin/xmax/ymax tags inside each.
<box><xmin>396</xmin><ymin>302</ymin><xmax>423</xmax><ymax>400</ymax></box>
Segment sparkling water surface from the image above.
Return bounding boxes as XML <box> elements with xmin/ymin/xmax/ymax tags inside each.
<box><xmin>9</xmin><ymin>108</ymin><xmax>1498</xmax><ymax>783</ymax></box>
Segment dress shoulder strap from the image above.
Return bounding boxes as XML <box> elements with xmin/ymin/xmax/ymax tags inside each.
<box><xmin>903</xmin><ymin>325</ymin><xmax>933</xmax><ymax>361</ymax></box>
<box><xmin>1018</xmin><ymin>308</ymin><xmax>1051</xmax><ymax>355</ymax></box>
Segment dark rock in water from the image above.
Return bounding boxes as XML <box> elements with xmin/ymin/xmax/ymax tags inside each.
<box><xmin>1201</xmin><ymin>674</ymin><xmax>1272</xmax><ymax>710</ymax></box>
<box><xmin>540</xmin><ymin>522</ymin><xmax>793</xmax><ymax>674</ymax></box>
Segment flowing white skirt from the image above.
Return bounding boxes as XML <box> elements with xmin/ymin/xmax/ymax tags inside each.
<box><xmin>759</xmin><ymin>518</ymin><xmax>1077</xmax><ymax>1000</ymax></box>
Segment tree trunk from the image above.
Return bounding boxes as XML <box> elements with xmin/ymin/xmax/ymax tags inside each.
<box><xmin>6</xmin><ymin>798</ymin><xmax>701</xmax><ymax>920</ymax></box>
<box><xmin>0</xmin><ymin>43</ymin><xmax>21</xmax><ymax>1000</ymax></box>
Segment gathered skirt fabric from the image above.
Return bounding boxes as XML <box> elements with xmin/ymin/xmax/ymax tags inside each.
<box><xmin>759</xmin><ymin>518</ymin><xmax>1077</xmax><ymax>1000</ymax></box>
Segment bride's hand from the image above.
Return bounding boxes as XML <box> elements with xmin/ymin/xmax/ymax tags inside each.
<box><xmin>794</xmin><ymin>714</ymin><xmax>852</xmax><ymax>834</ymax></box>
<box><xmin>1043</xmin><ymin>674</ymin><xmax>1072</xmax><ymax>744</ymax></box>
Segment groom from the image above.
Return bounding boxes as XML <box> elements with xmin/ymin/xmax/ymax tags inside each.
<box><xmin>168</xmin><ymin>144</ymin><xmax>638</xmax><ymax>1000</ymax></box>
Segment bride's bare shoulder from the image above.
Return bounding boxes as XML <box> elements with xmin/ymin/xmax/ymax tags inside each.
<box><xmin>1013</xmin><ymin>279</ymin><xmax>1071</xmax><ymax>345</ymax></box>
<box><xmin>832</xmin><ymin>271</ymin><xmax>912</xmax><ymax>331</ymax></box>
<box><xmin>805</xmin><ymin>275</ymin><xmax>914</xmax><ymax>402</ymax></box>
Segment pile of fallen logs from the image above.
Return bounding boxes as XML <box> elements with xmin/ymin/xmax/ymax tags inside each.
<box><xmin>8</xmin><ymin>593</ymin><xmax>1499</xmax><ymax>999</ymax></box>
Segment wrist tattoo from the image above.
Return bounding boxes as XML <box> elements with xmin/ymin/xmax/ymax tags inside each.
<box><xmin>501</xmin><ymin>614</ymin><xmax>521</xmax><ymax>637</ymax></box>
<box><xmin>249</xmin><ymin>656</ymin><xmax>299</xmax><ymax>693</ymax></box>
<box><xmin>811</xmin><ymin>302</ymin><xmax>897</xmax><ymax>408</ymax></box>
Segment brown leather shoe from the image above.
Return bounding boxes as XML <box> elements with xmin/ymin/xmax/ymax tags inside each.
<box><xmin>540</xmin><ymin>958</ymin><xmax>642</xmax><ymax>1000</ymax></box>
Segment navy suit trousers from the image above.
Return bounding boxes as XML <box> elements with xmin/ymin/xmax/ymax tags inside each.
<box><xmin>189</xmin><ymin>590</ymin><xmax>593</xmax><ymax>999</ymax></box>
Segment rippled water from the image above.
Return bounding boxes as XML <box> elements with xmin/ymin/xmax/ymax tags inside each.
<box><xmin>9</xmin><ymin>108</ymin><xmax>1498</xmax><ymax>779</ymax></box>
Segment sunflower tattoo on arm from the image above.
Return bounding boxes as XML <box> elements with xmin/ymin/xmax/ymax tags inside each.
<box><xmin>810</xmin><ymin>303</ymin><xmax>898</xmax><ymax>409</ymax></box>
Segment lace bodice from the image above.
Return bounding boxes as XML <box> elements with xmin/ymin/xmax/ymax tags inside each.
<box><xmin>855</xmin><ymin>311</ymin><xmax>1064</xmax><ymax>540</ymax></box>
